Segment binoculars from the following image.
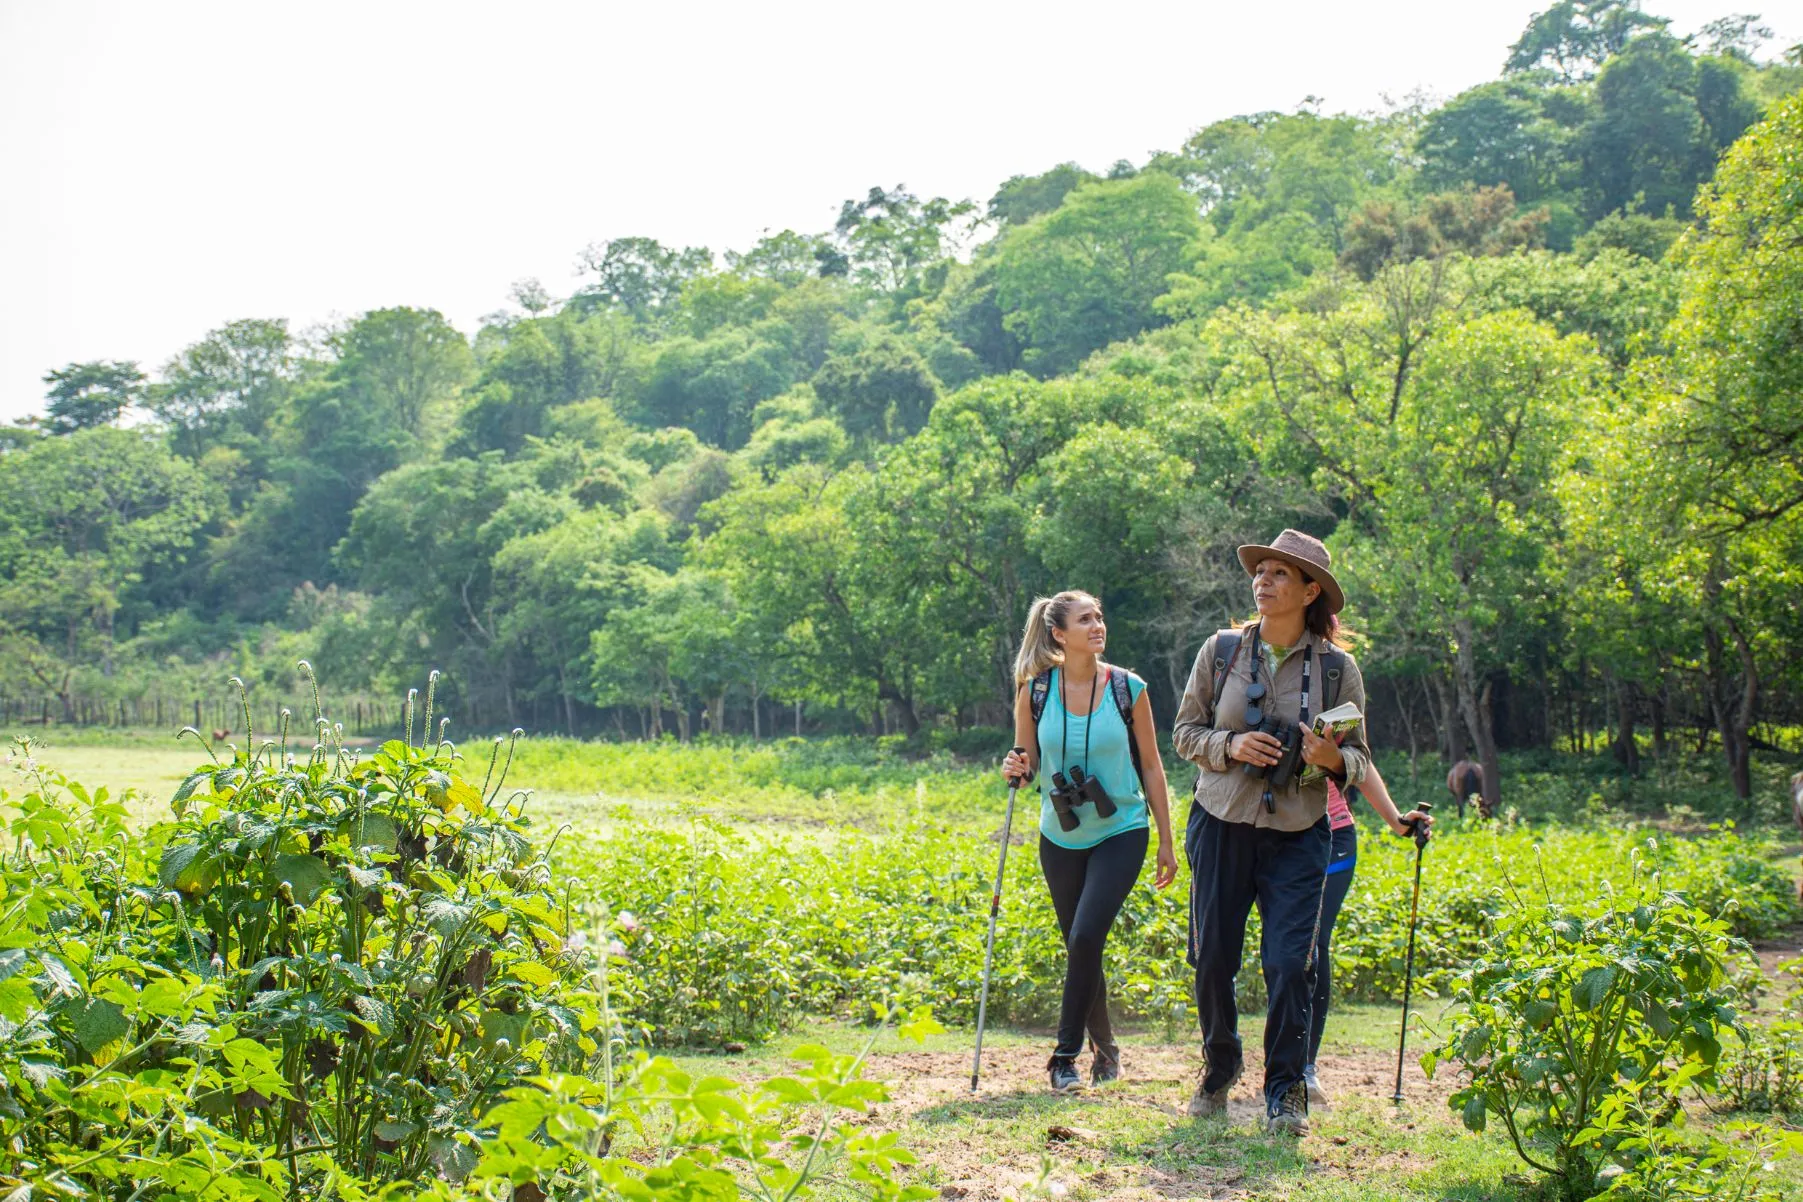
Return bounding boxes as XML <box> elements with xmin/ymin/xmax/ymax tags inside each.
<box><xmin>1240</xmin><ymin>716</ymin><xmax>1304</xmax><ymax>809</ymax></box>
<box><xmin>1049</xmin><ymin>765</ymin><xmax>1117</xmax><ymax>831</ymax></box>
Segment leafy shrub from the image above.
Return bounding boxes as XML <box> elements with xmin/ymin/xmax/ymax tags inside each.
<box><xmin>1716</xmin><ymin>1022</ymin><xmax>1803</xmax><ymax>1115</ymax></box>
<box><xmin>563</xmin><ymin>813</ymin><xmax>1799</xmax><ymax>1046</ymax></box>
<box><xmin>0</xmin><ymin>680</ymin><xmax>931</xmax><ymax>1201</ymax></box>
<box><xmin>1426</xmin><ymin>864</ymin><xmax>1747</xmax><ymax>1200</ymax></box>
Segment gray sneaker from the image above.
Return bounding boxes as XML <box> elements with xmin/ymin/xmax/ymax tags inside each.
<box><xmin>1047</xmin><ymin>1056</ymin><xmax>1084</xmax><ymax>1093</ymax></box>
<box><xmin>1266</xmin><ymin>1081</ymin><xmax>1310</xmax><ymax>1136</ymax></box>
<box><xmin>1185</xmin><ymin>1062</ymin><xmax>1241</xmax><ymax>1117</ymax></box>
<box><xmin>1304</xmin><ymin>1064</ymin><xmax>1328</xmax><ymax>1107</ymax></box>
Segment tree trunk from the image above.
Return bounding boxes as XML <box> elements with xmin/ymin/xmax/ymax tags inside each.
<box><xmin>794</xmin><ymin>699</ymin><xmax>803</xmax><ymax>736</ymax></box>
<box><xmin>1701</xmin><ymin>564</ymin><xmax>1755</xmax><ymax>802</ymax></box>
<box><xmin>708</xmin><ymin>694</ymin><xmax>726</xmax><ymax>739</ymax></box>
<box><xmin>1430</xmin><ymin>671</ymin><xmax>1466</xmax><ymax>765</ymax></box>
<box><xmin>1453</xmin><ymin>622</ymin><xmax>1502</xmax><ymax>818</ymax></box>
<box><xmin>1609</xmin><ymin>673</ymin><xmax>1640</xmax><ymax>775</ymax></box>
<box><xmin>558</xmin><ymin>664</ymin><xmax>576</xmax><ymax>737</ymax></box>
<box><xmin>1649</xmin><ymin>680</ymin><xmax>1668</xmax><ymax>760</ymax></box>
<box><xmin>1392</xmin><ymin>676</ymin><xmax>1421</xmax><ymax>780</ymax></box>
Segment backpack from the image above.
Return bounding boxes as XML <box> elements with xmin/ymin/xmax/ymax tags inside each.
<box><xmin>1208</xmin><ymin>628</ymin><xmax>1345</xmax><ymax>716</ymax></box>
<box><xmin>1029</xmin><ymin>666</ymin><xmax>1144</xmax><ymax>788</ymax></box>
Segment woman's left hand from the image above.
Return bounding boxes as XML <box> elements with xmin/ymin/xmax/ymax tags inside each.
<box><xmin>1153</xmin><ymin>838</ymin><xmax>1179</xmax><ymax>889</ymax></box>
<box><xmin>1300</xmin><ymin>728</ymin><xmax>1345</xmax><ymax>774</ymax></box>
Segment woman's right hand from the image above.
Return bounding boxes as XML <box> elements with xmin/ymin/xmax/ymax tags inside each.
<box><xmin>1228</xmin><ymin>730</ymin><xmax>1284</xmax><ymax>768</ymax></box>
<box><xmin>1001</xmin><ymin>748</ymin><xmax>1032</xmax><ymax>786</ymax></box>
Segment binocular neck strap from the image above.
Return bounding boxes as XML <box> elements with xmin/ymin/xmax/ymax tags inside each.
<box><xmin>1249</xmin><ymin>629</ymin><xmax>1313</xmax><ymax>814</ymax></box>
<box><xmin>1059</xmin><ymin>667</ymin><xmax>1100</xmax><ymax>777</ymax></box>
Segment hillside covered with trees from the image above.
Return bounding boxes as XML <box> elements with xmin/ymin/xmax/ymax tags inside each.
<box><xmin>4</xmin><ymin>4</ymin><xmax>1801</xmax><ymax>810</ymax></box>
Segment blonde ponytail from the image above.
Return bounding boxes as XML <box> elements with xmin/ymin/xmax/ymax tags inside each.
<box><xmin>1013</xmin><ymin>590</ymin><xmax>1101</xmax><ymax>685</ymax></box>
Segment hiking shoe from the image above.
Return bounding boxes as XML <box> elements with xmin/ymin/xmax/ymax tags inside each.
<box><xmin>1090</xmin><ymin>1041</ymin><xmax>1122</xmax><ymax>1086</ymax></box>
<box><xmin>1304</xmin><ymin>1064</ymin><xmax>1329</xmax><ymax>1108</ymax></box>
<box><xmin>1185</xmin><ymin>1062</ymin><xmax>1240</xmax><ymax>1117</ymax></box>
<box><xmin>1047</xmin><ymin>1056</ymin><xmax>1084</xmax><ymax>1093</ymax></box>
<box><xmin>1266</xmin><ymin>1081</ymin><xmax>1309</xmax><ymax>1136</ymax></box>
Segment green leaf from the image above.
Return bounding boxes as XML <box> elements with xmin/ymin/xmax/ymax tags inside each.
<box><xmin>1572</xmin><ymin>965</ymin><xmax>1616</xmax><ymax>1012</ymax></box>
<box><xmin>70</xmin><ymin>996</ymin><xmax>131</xmax><ymax>1055</ymax></box>
<box><xmin>428</xmin><ymin>1135</ymin><xmax>479</xmax><ymax>1182</ymax></box>
<box><xmin>380</xmin><ymin>740</ymin><xmax>409</xmax><ymax>760</ymax></box>
<box><xmin>271</xmin><ymin>853</ymin><xmax>331</xmax><ymax>906</ymax></box>
<box><xmin>1462</xmin><ymin>1093</ymin><xmax>1487</xmax><ymax>1133</ymax></box>
<box><xmin>506</xmin><ymin>960</ymin><xmax>556</xmax><ymax>988</ymax></box>
<box><xmin>351</xmin><ymin>995</ymin><xmax>394</xmax><ymax>1038</ymax></box>
<box><xmin>171</xmin><ymin>771</ymin><xmax>211</xmax><ymax>805</ymax></box>
<box><xmin>1646</xmin><ymin>999</ymin><xmax>1677</xmax><ymax>1039</ymax></box>
<box><xmin>374</xmin><ymin>1119</ymin><xmax>418</xmax><ymax>1142</ymax></box>
<box><xmin>335</xmin><ymin>811</ymin><xmax>399</xmax><ymax>852</ymax></box>
<box><xmin>0</xmin><ymin>948</ymin><xmax>26</xmax><ymax>985</ymax></box>
<box><xmin>158</xmin><ymin>842</ymin><xmax>220</xmax><ymax>896</ymax></box>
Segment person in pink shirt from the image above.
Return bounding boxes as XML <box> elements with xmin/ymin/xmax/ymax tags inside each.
<box><xmin>1305</xmin><ymin>762</ymin><xmax>1430</xmax><ymax>1105</ymax></box>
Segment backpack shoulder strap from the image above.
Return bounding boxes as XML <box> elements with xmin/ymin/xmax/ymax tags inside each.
<box><xmin>1320</xmin><ymin>648</ymin><xmax>1346</xmax><ymax>712</ymax></box>
<box><xmin>1210</xmin><ymin>630</ymin><xmax>1243</xmax><ymax>709</ymax></box>
<box><xmin>1029</xmin><ymin>670</ymin><xmax>1054</xmax><ymax>725</ymax></box>
<box><xmin>1107</xmin><ymin>666</ymin><xmax>1145</xmax><ymax>787</ymax></box>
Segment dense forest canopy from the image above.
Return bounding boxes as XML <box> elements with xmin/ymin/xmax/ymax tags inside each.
<box><xmin>4</xmin><ymin>4</ymin><xmax>1801</xmax><ymax>808</ymax></box>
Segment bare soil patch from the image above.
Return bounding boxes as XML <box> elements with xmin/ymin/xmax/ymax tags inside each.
<box><xmin>858</xmin><ymin>1040</ymin><xmax>1459</xmax><ymax>1201</ymax></box>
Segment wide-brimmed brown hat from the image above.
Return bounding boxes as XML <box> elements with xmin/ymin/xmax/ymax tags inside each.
<box><xmin>1237</xmin><ymin>529</ymin><xmax>1345</xmax><ymax>615</ymax></box>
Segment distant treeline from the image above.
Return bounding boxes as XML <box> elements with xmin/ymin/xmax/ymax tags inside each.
<box><xmin>3</xmin><ymin>6</ymin><xmax>1800</xmax><ymax>802</ymax></box>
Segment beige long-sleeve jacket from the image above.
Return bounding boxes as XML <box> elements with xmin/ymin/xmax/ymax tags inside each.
<box><xmin>1171</xmin><ymin>627</ymin><xmax>1371</xmax><ymax>832</ymax></box>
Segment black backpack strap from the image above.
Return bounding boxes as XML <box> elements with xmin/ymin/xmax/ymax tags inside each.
<box><xmin>1210</xmin><ymin>630</ymin><xmax>1242</xmax><ymax>710</ymax></box>
<box><xmin>1107</xmin><ymin>667</ymin><xmax>1145</xmax><ymax>788</ymax></box>
<box><xmin>1029</xmin><ymin>670</ymin><xmax>1053</xmax><ymax>725</ymax></box>
<box><xmin>1320</xmin><ymin>649</ymin><xmax>1345</xmax><ymax>712</ymax></box>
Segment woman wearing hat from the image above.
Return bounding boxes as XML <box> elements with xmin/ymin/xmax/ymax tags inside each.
<box><xmin>1170</xmin><ymin>529</ymin><xmax>1430</xmax><ymax>1135</ymax></box>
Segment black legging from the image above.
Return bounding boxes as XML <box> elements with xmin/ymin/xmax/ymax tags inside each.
<box><xmin>1038</xmin><ymin>826</ymin><xmax>1148</xmax><ymax>1058</ymax></box>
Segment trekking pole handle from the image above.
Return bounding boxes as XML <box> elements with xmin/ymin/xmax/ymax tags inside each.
<box><xmin>1005</xmin><ymin>745</ymin><xmax>1027</xmax><ymax>788</ymax></box>
<box><xmin>1404</xmin><ymin>800</ymin><xmax>1433</xmax><ymax>848</ymax></box>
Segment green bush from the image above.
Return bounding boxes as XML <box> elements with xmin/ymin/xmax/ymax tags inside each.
<box><xmin>0</xmin><ymin>683</ymin><xmax>930</xmax><ymax>1201</ymax></box>
<box><xmin>1426</xmin><ymin>866</ymin><xmax>1747</xmax><ymax>1200</ymax></box>
<box><xmin>562</xmin><ymin>813</ymin><xmax>1800</xmax><ymax>1046</ymax></box>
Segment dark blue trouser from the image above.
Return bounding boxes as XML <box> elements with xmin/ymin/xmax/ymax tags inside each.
<box><xmin>1039</xmin><ymin>827</ymin><xmax>1147</xmax><ymax>1058</ymax></box>
<box><xmin>1309</xmin><ymin>824</ymin><xmax>1357</xmax><ymax>1064</ymax></box>
<box><xmin>1186</xmin><ymin>804</ymin><xmax>1331</xmax><ymax>1111</ymax></box>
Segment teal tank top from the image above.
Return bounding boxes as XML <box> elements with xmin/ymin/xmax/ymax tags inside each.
<box><xmin>1036</xmin><ymin>666</ymin><xmax>1150</xmax><ymax>849</ymax></box>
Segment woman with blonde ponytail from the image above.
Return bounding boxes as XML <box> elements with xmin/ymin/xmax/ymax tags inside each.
<box><xmin>1000</xmin><ymin>591</ymin><xmax>1178</xmax><ymax>1093</ymax></box>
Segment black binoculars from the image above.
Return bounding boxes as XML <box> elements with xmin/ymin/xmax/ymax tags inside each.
<box><xmin>1240</xmin><ymin>716</ymin><xmax>1304</xmax><ymax>807</ymax></box>
<box><xmin>1048</xmin><ymin>765</ymin><xmax>1117</xmax><ymax>831</ymax></box>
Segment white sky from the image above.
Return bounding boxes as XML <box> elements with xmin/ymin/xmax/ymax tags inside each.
<box><xmin>0</xmin><ymin>0</ymin><xmax>1790</xmax><ymax>421</ymax></box>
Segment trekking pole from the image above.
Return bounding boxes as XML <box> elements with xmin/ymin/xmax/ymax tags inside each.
<box><xmin>1391</xmin><ymin>800</ymin><xmax>1433</xmax><ymax>1104</ymax></box>
<box><xmin>972</xmin><ymin>747</ymin><xmax>1026</xmax><ymax>1092</ymax></box>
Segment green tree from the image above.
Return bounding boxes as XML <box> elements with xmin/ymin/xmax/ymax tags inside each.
<box><xmin>833</xmin><ymin>185</ymin><xmax>976</xmax><ymax>292</ymax></box>
<box><xmin>1504</xmin><ymin>0</ymin><xmax>1666</xmax><ymax>83</ymax></box>
<box><xmin>148</xmin><ymin>318</ymin><xmax>294</xmax><ymax>460</ymax></box>
<box><xmin>993</xmin><ymin>173</ymin><xmax>1207</xmax><ymax>375</ymax></box>
<box><xmin>1580</xmin><ymin>33</ymin><xmax>1752</xmax><ymax>219</ymax></box>
<box><xmin>41</xmin><ymin>360</ymin><xmax>145</xmax><ymax>433</ymax></box>
<box><xmin>328</xmin><ymin>307</ymin><xmax>474</xmax><ymax>442</ymax></box>
<box><xmin>809</xmin><ymin>337</ymin><xmax>940</xmax><ymax>442</ymax></box>
<box><xmin>1624</xmin><ymin>91</ymin><xmax>1803</xmax><ymax>798</ymax></box>
<box><xmin>987</xmin><ymin>163</ymin><xmax>1099</xmax><ymax>226</ymax></box>
<box><xmin>573</xmin><ymin>236</ymin><xmax>713</xmax><ymax>322</ymax></box>
<box><xmin>0</xmin><ymin>429</ymin><xmax>217</xmax><ymax>715</ymax></box>
<box><xmin>1217</xmin><ymin>272</ymin><xmax>1603</xmax><ymax>811</ymax></box>
<box><xmin>1417</xmin><ymin>78</ymin><xmax>1585</xmax><ymax>205</ymax></box>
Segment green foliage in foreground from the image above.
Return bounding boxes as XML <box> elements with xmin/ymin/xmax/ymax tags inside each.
<box><xmin>560</xmin><ymin>811</ymin><xmax>1800</xmax><ymax>1048</ymax></box>
<box><xmin>0</xmin><ymin>726</ymin><xmax>932</xmax><ymax>1201</ymax></box>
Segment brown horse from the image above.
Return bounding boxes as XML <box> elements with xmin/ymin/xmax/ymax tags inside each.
<box><xmin>1447</xmin><ymin>759</ymin><xmax>1491</xmax><ymax>819</ymax></box>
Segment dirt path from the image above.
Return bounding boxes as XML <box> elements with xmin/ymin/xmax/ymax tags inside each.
<box><xmin>856</xmin><ymin>1041</ymin><xmax>1460</xmax><ymax>1201</ymax></box>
